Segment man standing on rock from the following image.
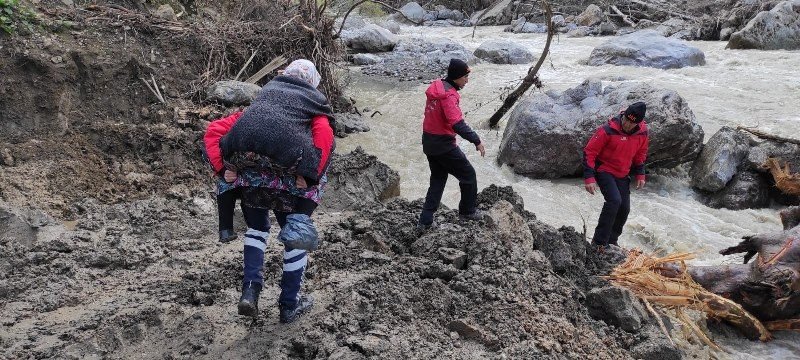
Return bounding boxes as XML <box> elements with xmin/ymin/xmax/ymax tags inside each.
<box><xmin>418</xmin><ymin>58</ymin><xmax>486</xmax><ymax>229</ymax></box>
<box><xmin>583</xmin><ymin>102</ymin><xmax>648</xmax><ymax>249</ymax></box>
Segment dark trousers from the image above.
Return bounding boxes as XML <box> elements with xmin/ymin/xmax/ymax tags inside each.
<box><xmin>241</xmin><ymin>197</ymin><xmax>317</xmax><ymax>308</ymax></box>
<box><xmin>592</xmin><ymin>172</ymin><xmax>631</xmax><ymax>246</ymax></box>
<box><xmin>217</xmin><ymin>187</ymin><xmax>240</xmax><ymax>231</ymax></box>
<box><xmin>420</xmin><ymin>147</ymin><xmax>477</xmax><ymax>225</ymax></box>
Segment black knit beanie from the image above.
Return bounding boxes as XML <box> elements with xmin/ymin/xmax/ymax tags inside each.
<box><xmin>446</xmin><ymin>58</ymin><xmax>470</xmax><ymax>81</ymax></box>
<box><xmin>624</xmin><ymin>102</ymin><xmax>647</xmax><ymax>123</ymax></box>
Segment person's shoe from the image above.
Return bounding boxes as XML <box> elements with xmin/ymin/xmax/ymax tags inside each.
<box><xmin>219</xmin><ymin>229</ymin><xmax>238</xmax><ymax>243</ymax></box>
<box><xmin>237</xmin><ymin>282</ymin><xmax>261</xmax><ymax>317</ymax></box>
<box><xmin>415</xmin><ymin>221</ymin><xmax>436</xmax><ymax>231</ymax></box>
<box><xmin>459</xmin><ymin>210</ymin><xmax>485</xmax><ymax>221</ymax></box>
<box><xmin>279</xmin><ymin>294</ymin><xmax>314</xmax><ymax>324</ymax></box>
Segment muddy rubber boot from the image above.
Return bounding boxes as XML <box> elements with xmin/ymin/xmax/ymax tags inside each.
<box><xmin>459</xmin><ymin>209</ymin><xmax>485</xmax><ymax>221</ymax></box>
<box><xmin>279</xmin><ymin>294</ymin><xmax>314</xmax><ymax>324</ymax></box>
<box><xmin>237</xmin><ymin>282</ymin><xmax>261</xmax><ymax>317</ymax></box>
<box><xmin>219</xmin><ymin>229</ymin><xmax>238</xmax><ymax>243</ymax></box>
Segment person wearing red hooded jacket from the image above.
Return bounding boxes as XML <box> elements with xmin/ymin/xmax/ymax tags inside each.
<box><xmin>583</xmin><ymin>102</ymin><xmax>649</xmax><ymax>249</ymax></box>
<box><xmin>418</xmin><ymin>58</ymin><xmax>486</xmax><ymax>229</ymax></box>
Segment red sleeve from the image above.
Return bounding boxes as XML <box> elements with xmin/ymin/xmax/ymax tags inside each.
<box><xmin>582</xmin><ymin>128</ymin><xmax>608</xmax><ymax>184</ymax></box>
<box><xmin>441</xmin><ymin>93</ymin><xmax>464</xmax><ymax>127</ymax></box>
<box><xmin>634</xmin><ymin>136</ymin><xmax>649</xmax><ymax>182</ymax></box>
<box><xmin>203</xmin><ymin>111</ymin><xmax>243</xmax><ymax>173</ymax></box>
<box><xmin>311</xmin><ymin>115</ymin><xmax>334</xmax><ymax>176</ymax></box>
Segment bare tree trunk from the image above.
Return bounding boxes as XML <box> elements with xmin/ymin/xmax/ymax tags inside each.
<box><xmin>487</xmin><ymin>0</ymin><xmax>554</xmax><ymax>129</ymax></box>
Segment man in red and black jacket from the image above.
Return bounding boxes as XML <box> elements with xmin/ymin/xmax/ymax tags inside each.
<box><xmin>418</xmin><ymin>58</ymin><xmax>486</xmax><ymax>229</ymax></box>
<box><xmin>583</xmin><ymin>102</ymin><xmax>649</xmax><ymax>248</ymax></box>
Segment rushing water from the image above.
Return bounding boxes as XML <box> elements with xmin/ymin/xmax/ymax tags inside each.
<box><xmin>339</xmin><ymin>25</ymin><xmax>800</xmax><ymax>358</ymax></box>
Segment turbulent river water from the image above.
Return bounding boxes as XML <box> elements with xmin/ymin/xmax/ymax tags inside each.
<box><xmin>339</xmin><ymin>25</ymin><xmax>800</xmax><ymax>358</ymax></box>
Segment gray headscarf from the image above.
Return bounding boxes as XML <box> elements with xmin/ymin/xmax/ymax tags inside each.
<box><xmin>283</xmin><ymin>59</ymin><xmax>322</xmax><ymax>88</ymax></box>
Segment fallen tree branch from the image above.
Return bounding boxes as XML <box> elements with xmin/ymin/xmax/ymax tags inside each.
<box><xmin>487</xmin><ymin>0</ymin><xmax>554</xmax><ymax>128</ymax></box>
<box><xmin>610</xmin><ymin>5</ymin><xmax>636</xmax><ymax>27</ymax></box>
<box><xmin>763</xmin><ymin>158</ymin><xmax>800</xmax><ymax>196</ymax></box>
<box><xmin>245</xmin><ymin>55</ymin><xmax>288</xmax><ymax>84</ymax></box>
<box><xmin>629</xmin><ymin>0</ymin><xmax>697</xmax><ymax>21</ymax></box>
<box><xmin>737</xmin><ymin>126</ymin><xmax>800</xmax><ymax>145</ymax></box>
<box><xmin>234</xmin><ymin>50</ymin><xmax>258</xmax><ymax>81</ymax></box>
<box><xmin>140</xmin><ymin>76</ymin><xmax>166</xmax><ymax>104</ymax></box>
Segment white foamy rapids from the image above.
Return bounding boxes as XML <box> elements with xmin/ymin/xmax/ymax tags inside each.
<box><xmin>338</xmin><ymin>25</ymin><xmax>800</xmax><ymax>358</ymax></box>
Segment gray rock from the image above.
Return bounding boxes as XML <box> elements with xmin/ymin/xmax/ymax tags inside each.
<box><xmin>577</xmin><ymin>4</ymin><xmax>604</xmax><ymax>26</ymax></box>
<box><xmin>335</xmin><ymin>14</ymin><xmax>367</xmax><ymax>32</ymax></box>
<box><xmin>589</xmin><ymin>30</ymin><xmax>706</xmax><ymax>69</ymax></box>
<box><xmin>470</xmin><ymin>0</ymin><xmax>514</xmax><ymax>26</ymax></box>
<box><xmin>0</xmin><ymin>148</ymin><xmax>14</xmax><ymax>166</ymax></box>
<box><xmin>498</xmin><ymin>80</ymin><xmax>704</xmax><ymax>178</ymax></box>
<box><xmin>551</xmin><ymin>14</ymin><xmax>566</xmax><ymax>27</ymax></box>
<box><xmin>361</xmin><ymin>37</ymin><xmax>476</xmax><ymax>81</ymax></box>
<box><xmin>375</xmin><ymin>19</ymin><xmax>401</xmax><ymax>34</ymax></box>
<box><xmin>567</xmin><ymin>26</ymin><xmax>590</xmax><ymax>38</ymax></box>
<box><xmin>438</xmin><ymin>247</ymin><xmax>467</xmax><ymax>269</ymax></box>
<box><xmin>599</xmin><ymin>21</ymin><xmax>618</xmax><ymax>36</ymax></box>
<box><xmin>322</xmin><ymin>147</ymin><xmax>400</xmax><ymax>212</ymax></box>
<box><xmin>720</xmin><ymin>27</ymin><xmax>735</xmax><ymax>40</ymax></box>
<box><xmin>690</xmin><ymin>127</ymin><xmax>751</xmax><ymax>192</ymax></box>
<box><xmin>728</xmin><ymin>0</ymin><xmax>800</xmax><ymax>50</ymax></box>
<box><xmin>743</xmin><ymin>141</ymin><xmax>800</xmax><ymax>173</ymax></box>
<box><xmin>707</xmin><ymin>171</ymin><xmax>772</xmax><ymax>210</ymax></box>
<box><xmin>399</xmin><ymin>2</ymin><xmax>426</xmax><ymax>23</ymax></box>
<box><xmin>345</xmin><ymin>24</ymin><xmax>398</xmax><ymax>53</ymax></box>
<box><xmin>506</xmin><ymin>17</ymin><xmax>547</xmax><ymax>33</ymax></box>
<box><xmin>206</xmin><ymin>81</ymin><xmax>261</xmax><ymax>106</ymax></box>
<box><xmin>586</xmin><ymin>286</ymin><xmax>648</xmax><ymax>332</ymax></box>
<box><xmin>474</xmin><ymin>40</ymin><xmax>535</xmax><ymax>64</ymax></box>
<box><xmin>154</xmin><ymin>4</ymin><xmax>177</xmax><ymax>21</ymax></box>
<box><xmin>656</xmin><ymin>17</ymin><xmax>687</xmax><ymax>37</ymax></box>
<box><xmin>434</xmin><ymin>6</ymin><xmax>464</xmax><ymax>22</ymax></box>
<box><xmin>352</xmin><ymin>53</ymin><xmax>382</xmax><ymax>65</ymax></box>
<box><xmin>630</xmin><ymin>336</ymin><xmax>684</xmax><ymax>360</ymax></box>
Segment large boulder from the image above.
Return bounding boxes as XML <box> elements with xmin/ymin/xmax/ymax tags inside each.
<box><xmin>690</xmin><ymin>127</ymin><xmax>751</xmax><ymax>192</ymax></box>
<box><xmin>474</xmin><ymin>40</ymin><xmax>535</xmax><ymax>64</ymax></box>
<box><xmin>743</xmin><ymin>140</ymin><xmax>800</xmax><ymax>173</ymax></box>
<box><xmin>206</xmin><ymin>81</ymin><xmax>261</xmax><ymax>106</ymax></box>
<box><xmin>497</xmin><ymin>80</ymin><xmax>704</xmax><ymax>178</ymax></box>
<box><xmin>728</xmin><ymin>0</ymin><xmax>800</xmax><ymax>50</ymax></box>
<box><xmin>333</xmin><ymin>113</ymin><xmax>370</xmax><ymax>138</ymax></box>
<box><xmin>706</xmin><ymin>171</ymin><xmax>772</xmax><ymax>210</ymax></box>
<box><xmin>343</xmin><ymin>24</ymin><xmax>398</xmax><ymax>53</ymax></box>
<box><xmin>576</xmin><ymin>4</ymin><xmax>604</xmax><ymax>27</ymax></box>
<box><xmin>399</xmin><ymin>2</ymin><xmax>426</xmax><ymax>23</ymax></box>
<box><xmin>588</xmin><ymin>30</ymin><xmax>706</xmax><ymax>69</ymax></box>
<box><xmin>321</xmin><ymin>147</ymin><xmax>400</xmax><ymax>212</ymax></box>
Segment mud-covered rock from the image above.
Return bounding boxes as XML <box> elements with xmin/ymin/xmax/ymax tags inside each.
<box><xmin>205</xmin><ymin>80</ymin><xmax>261</xmax><ymax>106</ymax></box>
<box><xmin>498</xmin><ymin>79</ymin><xmax>704</xmax><ymax>178</ymax></box>
<box><xmin>690</xmin><ymin>126</ymin><xmax>751</xmax><ymax>192</ymax></box>
<box><xmin>589</xmin><ymin>30</ymin><xmax>706</xmax><ymax>69</ymax></box>
<box><xmin>322</xmin><ymin>147</ymin><xmax>400</xmax><ymax>211</ymax></box>
<box><xmin>343</xmin><ymin>24</ymin><xmax>398</xmax><ymax>53</ymax></box>
<box><xmin>586</xmin><ymin>286</ymin><xmax>648</xmax><ymax>332</ymax></box>
<box><xmin>333</xmin><ymin>112</ymin><xmax>370</xmax><ymax>137</ymax></box>
<box><xmin>352</xmin><ymin>53</ymin><xmax>382</xmax><ymax>65</ymax></box>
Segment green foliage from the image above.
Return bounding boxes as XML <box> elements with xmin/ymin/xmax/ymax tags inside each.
<box><xmin>0</xmin><ymin>0</ymin><xmax>36</xmax><ymax>35</ymax></box>
<box><xmin>357</xmin><ymin>1</ymin><xmax>386</xmax><ymax>17</ymax></box>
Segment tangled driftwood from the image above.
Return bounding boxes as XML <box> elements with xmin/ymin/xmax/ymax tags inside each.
<box><xmin>611</xmin><ymin>206</ymin><xmax>800</xmax><ymax>348</ymax></box>
<box><xmin>764</xmin><ymin>158</ymin><xmax>800</xmax><ymax>196</ymax></box>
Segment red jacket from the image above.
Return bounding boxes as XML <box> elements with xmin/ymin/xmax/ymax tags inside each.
<box><xmin>203</xmin><ymin>111</ymin><xmax>334</xmax><ymax>177</ymax></box>
<box><xmin>583</xmin><ymin>115</ymin><xmax>649</xmax><ymax>184</ymax></box>
<box><xmin>421</xmin><ymin>79</ymin><xmax>481</xmax><ymax>155</ymax></box>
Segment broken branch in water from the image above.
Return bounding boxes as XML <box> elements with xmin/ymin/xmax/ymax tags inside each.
<box><xmin>737</xmin><ymin>126</ymin><xmax>800</xmax><ymax>145</ymax></box>
<box><xmin>610</xmin><ymin>5</ymin><xmax>636</xmax><ymax>27</ymax></box>
<box><xmin>763</xmin><ymin>158</ymin><xmax>800</xmax><ymax>196</ymax></box>
<box><xmin>487</xmin><ymin>0</ymin><xmax>554</xmax><ymax>128</ymax></box>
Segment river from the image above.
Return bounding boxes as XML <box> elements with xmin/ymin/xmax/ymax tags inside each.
<box><xmin>339</xmin><ymin>25</ymin><xmax>800</xmax><ymax>359</ymax></box>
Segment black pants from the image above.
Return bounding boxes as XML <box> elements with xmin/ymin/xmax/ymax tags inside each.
<box><xmin>592</xmin><ymin>172</ymin><xmax>631</xmax><ymax>246</ymax></box>
<box><xmin>218</xmin><ymin>187</ymin><xmax>241</xmax><ymax>231</ymax></box>
<box><xmin>419</xmin><ymin>147</ymin><xmax>477</xmax><ymax>225</ymax></box>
